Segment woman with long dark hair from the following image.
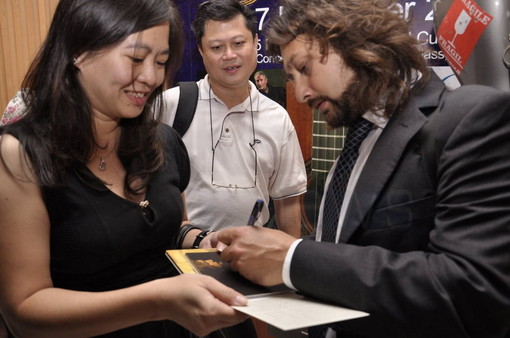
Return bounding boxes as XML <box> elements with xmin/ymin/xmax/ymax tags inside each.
<box><xmin>0</xmin><ymin>0</ymin><xmax>247</xmax><ymax>336</ymax></box>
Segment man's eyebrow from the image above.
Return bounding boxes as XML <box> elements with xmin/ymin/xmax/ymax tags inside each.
<box><xmin>206</xmin><ymin>34</ymin><xmax>246</xmax><ymax>44</ymax></box>
<box><xmin>283</xmin><ymin>53</ymin><xmax>296</xmax><ymax>73</ymax></box>
<box><xmin>205</xmin><ymin>39</ymin><xmax>222</xmax><ymax>45</ymax></box>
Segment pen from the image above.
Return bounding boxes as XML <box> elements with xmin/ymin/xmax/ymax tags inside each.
<box><xmin>247</xmin><ymin>199</ymin><xmax>264</xmax><ymax>225</ymax></box>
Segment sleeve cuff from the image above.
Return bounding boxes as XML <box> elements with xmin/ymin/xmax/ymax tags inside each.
<box><xmin>282</xmin><ymin>238</ymin><xmax>303</xmax><ymax>290</ymax></box>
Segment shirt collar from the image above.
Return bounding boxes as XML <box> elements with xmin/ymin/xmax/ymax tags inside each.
<box><xmin>362</xmin><ymin>69</ymin><xmax>422</xmax><ymax>129</ymax></box>
<box><xmin>363</xmin><ymin>110</ymin><xmax>388</xmax><ymax>129</ymax></box>
<box><xmin>198</xmin><ymin>75</ymin><xmax>261</xmax><ymax>113</ymax></box>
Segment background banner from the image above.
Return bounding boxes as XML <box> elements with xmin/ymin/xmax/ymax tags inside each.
<box><xmin>175</xmin><ymin>0</ymin><xmax>448</xmax><ymax>83</ymax></box>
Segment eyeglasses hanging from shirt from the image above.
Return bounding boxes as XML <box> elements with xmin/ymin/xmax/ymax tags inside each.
<box><xmin>209</xmin><ymin>86</ymin><xmax>260</xmax><ymax>189</ymax></box>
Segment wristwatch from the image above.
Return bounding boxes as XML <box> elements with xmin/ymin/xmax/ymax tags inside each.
<box><xmin>192</xmin><ymin>229</ymin><xmax>212</xmax><ymax>249</ymax></box>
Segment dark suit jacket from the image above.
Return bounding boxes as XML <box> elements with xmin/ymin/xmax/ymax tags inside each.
<box><xmin>259</xmin><ymin>85</ymin><xmax>286</xmax><ymax>107</ymax></box>
<box><xmin>292</xmin><ymin>73</ymin><xmax>510</xmax><ymax>337</ymax></box>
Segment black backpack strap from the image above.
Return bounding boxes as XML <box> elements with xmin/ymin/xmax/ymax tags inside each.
<box><xmin>173</xmin><ymin>81</ymin><xmax>199</xmax><ymax>137</ymax></box>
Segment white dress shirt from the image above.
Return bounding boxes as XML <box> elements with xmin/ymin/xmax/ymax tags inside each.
<box><xmin>283</xmin><ymin>112</ymin><xmax>388</xmax><ymax>289</ymax></box>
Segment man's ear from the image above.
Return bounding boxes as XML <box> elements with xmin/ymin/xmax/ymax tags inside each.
<box><xmin>197</xmin><ymin>45</ymin><xmax>204</xmax><ymax>57</ymax></box>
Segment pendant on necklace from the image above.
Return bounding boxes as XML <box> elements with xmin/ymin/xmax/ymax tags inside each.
<box><xmin>99</xmin><ymin>157</ymin><xmax>106</xmax><ymax>171</ymax></box>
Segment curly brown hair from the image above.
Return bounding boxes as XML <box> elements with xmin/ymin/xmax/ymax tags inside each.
<box><xmin>266</xmin><ymin>0</ymin><xmax>429</xmax><ymax>117</ymax></box>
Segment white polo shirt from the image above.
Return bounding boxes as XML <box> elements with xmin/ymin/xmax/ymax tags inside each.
<box><xmin>162</xmin><ymin>75</ymin><xmax>307</xmax><ymax>230</ymax></box>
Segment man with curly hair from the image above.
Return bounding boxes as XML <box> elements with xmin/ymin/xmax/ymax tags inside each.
<box><xmin>218</xmin><ymin>0</ymin><xmax>510</xmax><ymax>337</ymax></box>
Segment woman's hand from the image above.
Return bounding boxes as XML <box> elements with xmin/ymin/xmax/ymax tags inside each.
<box><xmin>156</xmin><ymin>274</ymin><xmax>248</xmax><ymax>336</ymax></box>
<box><xmin>199</xmin><ymin>231</ymin><xmax>221</xmax><ymax>249</ymax></box>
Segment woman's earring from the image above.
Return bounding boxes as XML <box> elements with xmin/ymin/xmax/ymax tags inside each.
<box><xmin>73</xmin><ymin>58</ymin><xmax>78</xmax><ymax>65</ymax></box>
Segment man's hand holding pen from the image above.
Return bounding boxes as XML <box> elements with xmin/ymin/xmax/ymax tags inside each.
<box><xmin>217</xmin><ymin>226</ymin><xmax>297</xmax><ymax>286</ymax></box>
<box><xmin>207</xmin><ymin>198</ymin><xmax>297</xmax><ymax>287</ymax></box>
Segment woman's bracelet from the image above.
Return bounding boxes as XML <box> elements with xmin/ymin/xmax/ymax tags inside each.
<box><xmin>192</xmin><ymin>229</ymin><xmax>212</xmax><ymax>249</ymax></box>
<box><xmin>176</xmin><ymin>224</ymin><xmax>201</xmax><ymax>249</ymax></box>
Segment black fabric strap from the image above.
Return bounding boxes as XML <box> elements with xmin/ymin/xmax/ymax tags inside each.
<box><xmin>173</xmin><ymin>82</ymin><xmax>199</xmax><ymax>137</ymax></box>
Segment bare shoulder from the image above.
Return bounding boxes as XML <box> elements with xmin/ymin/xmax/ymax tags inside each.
<box><xmin>0</xmin><ymin>133</ymin><xmax>52</xmax><ymax>323</ymax></box>
<box><xmin>0</xmin><ymin>133</ymin><xmax>37</xmax><ymax>186</ymax></box>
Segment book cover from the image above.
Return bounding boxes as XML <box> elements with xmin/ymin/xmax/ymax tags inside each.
<box><xmin>166</xmin><ymin>248</ymin><xmax>289</xmax><ymax>297</ymax></box>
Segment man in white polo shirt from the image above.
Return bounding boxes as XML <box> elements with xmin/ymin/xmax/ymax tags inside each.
<box><xmin>162</xmin><ymin>0</ymin><xmax>307</xmax><ymax>242</ymax></box>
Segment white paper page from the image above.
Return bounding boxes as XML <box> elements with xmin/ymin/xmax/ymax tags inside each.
<box><xmin>233</xmin><ymin>291</ymin><xmax>369</xmax><ymax>331</ymax></box>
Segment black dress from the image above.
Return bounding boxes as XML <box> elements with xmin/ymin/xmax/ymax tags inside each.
<box><xmin>39</xmin><ymin>125</ymin><xmax>191</xmax><ymax>337</ymax></box>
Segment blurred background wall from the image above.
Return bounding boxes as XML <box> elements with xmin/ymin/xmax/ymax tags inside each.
<box><xmin>0</xmin><ymin>0</ymin><xmax>59</xmax><ymax>109</ymax></box>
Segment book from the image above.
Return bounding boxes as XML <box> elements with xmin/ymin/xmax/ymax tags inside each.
<box><xmin>167</xmin><ymin>248</ymin><xmax>289</xmax><ymax>297</ymax></box>
<box><xmin>166</xmin><ymin>248</ymin><xmax>369</xmax><ymax>331</ymax></box>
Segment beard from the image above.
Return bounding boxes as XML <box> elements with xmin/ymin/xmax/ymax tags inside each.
<box><xmin>308</xmin><ymin>80</ymin><xmax>366</xmax><ymax>129</ymax></box>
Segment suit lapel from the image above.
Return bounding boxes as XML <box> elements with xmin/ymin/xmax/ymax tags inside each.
<box><xmin>339</xmin><ymin>73</ymin><xmax>445</xmax><ymax>242</ymax></box>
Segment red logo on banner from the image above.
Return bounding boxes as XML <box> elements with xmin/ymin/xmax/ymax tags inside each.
<box><xmin>437</xmin><ymin>0</ymin><xmax>493</xmax><ymax>75</ymax></box>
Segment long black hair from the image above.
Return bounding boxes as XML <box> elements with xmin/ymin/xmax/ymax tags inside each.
<box><xmin>2</xmin><ymin>0</ymin><xmax>183</xmax><ymax>195</ymax></box>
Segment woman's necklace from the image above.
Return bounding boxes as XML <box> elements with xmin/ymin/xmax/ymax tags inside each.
<box><xmin>99</xmin><ymin>157</ymin><xmax>107</xmax><ymax>171</ymax></box>
<box><xmin>97</xmin><ymin>145</ymin><xmax>116</xmax><ymax>171</ymax></box>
